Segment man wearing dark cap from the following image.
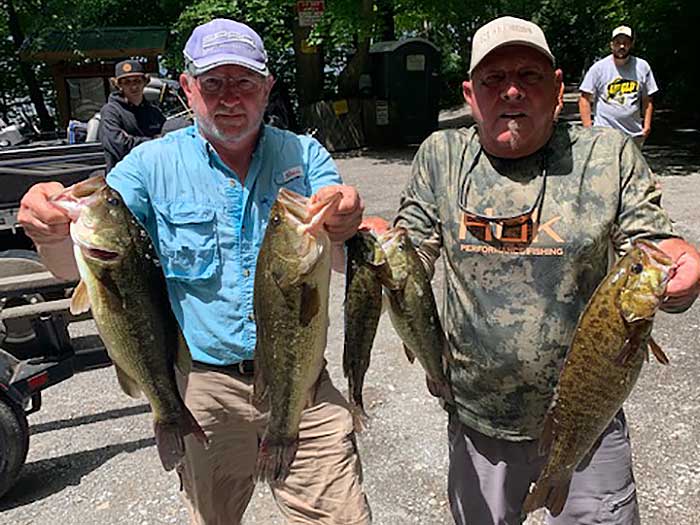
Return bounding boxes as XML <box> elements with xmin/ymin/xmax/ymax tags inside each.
<box><xmin>579</xmin><ymin>26</ymin><xmax>658</xmax><ymax>148</ymax></box>
<box><xmin>18</xmin><ymin>18</ymin><xmax>370</xmax><ymax>525</ymax></box>
<box><xmin>99</xmin><ymin>59</ymin><xmax>165</xmax><ymax>172</ymax></box>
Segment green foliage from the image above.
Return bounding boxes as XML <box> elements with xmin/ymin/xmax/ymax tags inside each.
<box><xmin>0</xmin><ymin>0</ymin><xmax>696</xmax><ymax>125</ymax></box>
<box><xmin>164</xmin><ymin>0</ymin><xmax>296</xmax><ymax>95</ymax></box>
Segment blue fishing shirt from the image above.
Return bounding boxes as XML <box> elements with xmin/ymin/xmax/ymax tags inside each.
<box><xmin>106</xmin><ymin>124</ymin><xmax>342</xmax><ymax>366</ymax></box>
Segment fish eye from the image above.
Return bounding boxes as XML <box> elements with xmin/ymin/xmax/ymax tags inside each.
<box><xmin>271</xmin><ymin>213</ymin><xmax>281</xmax><ymax>226</ymax></box>
<box><xmin>630</xmin><ymin>262</ymin><xmax>644</xmax><ymax>274</ymax></box>
<box><xmin>106</xmin><ymin>196</ymin><xmax>120</xmax><ymax>206</ymax></box>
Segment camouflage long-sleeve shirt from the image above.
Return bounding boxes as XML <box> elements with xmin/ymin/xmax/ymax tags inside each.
<box><xmin>394</xmin><ymin>122</ymin><xmax>675</xmax><ymax>441</ymax></box>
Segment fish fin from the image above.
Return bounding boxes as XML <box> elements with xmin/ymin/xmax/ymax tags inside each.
<box><xmin>539</xmin><ymin>411</ymin><xmax>556</xmax><ymax>456</ymax></box>
<box><xmin>614</xmin><ymin>339</ymin><xmax>636</xmax><ymax>366</ymax></box>
<box><xmin>255</xmin><ymin>435</ymin><xmax>299</xmax><ymax>484</ymax></box>
<box><xmin>299</xmin><ymin>282</ymin><xmax>320</xmax><ymax>327</ymax></box>
<box><xmin>522</xmin><ymin>476</ymin><xmax>571</xmax><ymax>517</ymax></box>
<box><xmin>350</xmin><ymin>403</ymin><xmax>370</xmax><ymax>433</ymax></box>
<box><xmin>403</xmin><ymin>344</ymin><xmax>416</xmax><ymax>364</ymax></box>
<box><xmin>648</xmin><ymin>337</ymin><xmax>670</xmax><ymax>365</ymax></box>
<box><xmin>380</xmin><ymin>288</ymin><xmax>390</xmax><ymax>315</ymax></box>
<box><xmin>614</xmin><ymin>321</ymin><xmax>646</xmax><ymax>365</ymax></box>
<box><xmin>154</xmin><ymin>407</ymin><xmax>209</xmax><ymax>472</ymax></box>
<box><xmin>174</xmin><ymin>329</ymin><xmax>192</xmax><ymax>375</ymax></box>
<box><xmin>426</xmin><ymin>376</ymin><xmax>453</xmax><ymax>403</ymax></box>
<box><xmin>70</xmin><ymin>280</ymin><xmax>91</xmax><ymax>315</ymax></box>
<box><xmin>113</xmin><ymin>364</ymin><xmax>142</xmax><ymax>398</ymax></box>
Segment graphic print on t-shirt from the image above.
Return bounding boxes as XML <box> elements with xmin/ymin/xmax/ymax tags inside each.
<box><xmin>606</xmin><ymin>77</ymin><xmax>639</xmax><ymax>105</ymax></box>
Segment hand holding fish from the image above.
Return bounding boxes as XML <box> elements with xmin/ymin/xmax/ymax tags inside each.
<box><xmin>18</xmin><ymin>182</ymin><xmax>71</xmax><ymax>244</ymax></box>
<box><xmin>657</xmin><ymin>237</ymin><xmax>700</xmax><ymax>312</ymax></box>
<box><xmin>310</xmin><ymin>185</ymin><xmax>364</xmax><ymax>242</ymax></box>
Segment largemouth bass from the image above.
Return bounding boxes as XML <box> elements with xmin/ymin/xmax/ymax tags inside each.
<box><xmin>523</xmin><ymin>240</ymin><xmax>675</xmax><ymax>516</ymax></box>
<box><xmin>51</xmin><ymin>175</ymin><xmax>207</xmax><ymax>471</ymax></box>
<box><xmin>379</xmin><ymin>227</ymin><xmax>452</xmax><ymax>402</ymax></box>
<box><xmin>253</xmin><ymin>188</ymin><xmax>342</xmax><ymax>483</ymax></box>
<box><xmin>343</xmin><ymin>228</ymin><xmax>390</xmax><ymax>431</ymax></box>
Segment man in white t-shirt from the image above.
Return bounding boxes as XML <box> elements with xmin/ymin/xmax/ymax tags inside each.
<box><xmin>579</xmin><ymin>25</ymin><xmax>658</xmax><ymax>147</ymax></box>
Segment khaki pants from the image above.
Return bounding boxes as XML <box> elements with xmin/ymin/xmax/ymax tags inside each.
<box><xmin>448</xmin><ymin>411</ymin><xmax>639</xmax><ymax>525</ymax></box>
<box><xmin>177</xmin><ymin>363</ymin><xmax>371</xmax><ymax>525</ymax></box>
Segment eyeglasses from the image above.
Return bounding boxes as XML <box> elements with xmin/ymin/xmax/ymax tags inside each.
<box><xmin>457</xmin><ymin>146</ymin><xmax>547</xmax><ymax>245</ymax></box>
<box><xmin>196</xmin><ymin>74</ymin><xmax>264</xmax><ymax>96</ymax></box>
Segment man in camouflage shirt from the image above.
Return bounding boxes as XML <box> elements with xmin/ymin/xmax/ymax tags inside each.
<box><xmin>370</xmin><ymin>16</ymin><xmax>700</xmax><ymax>525</ymax></box>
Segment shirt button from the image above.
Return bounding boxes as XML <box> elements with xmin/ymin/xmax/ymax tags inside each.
<box><xmin>248</xmin><ymin>313</ymin><xmax>255</xmax><ymax>321</ymax></box>
<box><xmin>243</xmin><ymin>268</ymin><xmax>250</xmax><ymax>277</ymax></box>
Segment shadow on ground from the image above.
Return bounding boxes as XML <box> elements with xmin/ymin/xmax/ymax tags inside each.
<box><xmin>30</xmin><ymin>403</ymin><xmax>151</xmax><ymax>436</ymax></box>
<box><xmin>0</xmin><ymin>437</ymin><xmax>155</xmax><ymax>511</ymax></box>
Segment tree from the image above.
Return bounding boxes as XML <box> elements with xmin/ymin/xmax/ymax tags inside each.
<box><xmin>2</xmin><ymin>0</ymin><xmax>55</xmax><ymax>131</ymax></box>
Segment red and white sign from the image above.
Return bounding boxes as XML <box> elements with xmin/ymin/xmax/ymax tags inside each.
<box><xmin>297</xmin><ymin>1</ymin><xmax>325</xmax><ymax>27</ymax></box>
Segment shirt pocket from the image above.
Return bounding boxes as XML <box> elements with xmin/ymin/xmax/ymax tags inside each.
<box><xmin>274</xmin><ymin>168</ymin><xmax>310</xmax><ymax>196</ymax></box>
<box><xmin>152</xmin><ymin>201</ymin><xmax>220</xmax><ymax>282</ymax></box>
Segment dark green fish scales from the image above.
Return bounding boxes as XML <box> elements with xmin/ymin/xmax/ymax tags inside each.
<box><xmin>379</xmin><ymin>227</ymin><xmax>453</xmax><ymax>403</ymax></box>
<box><xmin>253</xmin><ymin>188</ymin><xmax>342</xmax><ymax>483</ymax></box>
<box><xmin>51</xmin><ymin>175</ymin><xmax>208</xmax><ymax>472</ymax></box>
<box><xmin>343</xmin><ymin>229</ymin><xmax>389</xmax><ymax>431</ymax></box>
<box><xmin>523</xmin><ymin>240</ymin><xmax>675</xmax><ymax>516</ymax></box>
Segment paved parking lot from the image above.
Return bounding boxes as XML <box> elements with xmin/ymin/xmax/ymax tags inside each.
<box><xmin>2</xmin><ymin>121</ymin><xmax>699</xmax><ymax>524</ymax></box>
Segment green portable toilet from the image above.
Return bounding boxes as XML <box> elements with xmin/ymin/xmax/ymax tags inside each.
<box><xmin>364</xmin><ymin>38</ymin><xmax>441</xmax><ymax>145</ymax></box>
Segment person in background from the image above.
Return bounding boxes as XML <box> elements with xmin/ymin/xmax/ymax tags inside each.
<box><xmin>99</xmin><ymin>59</ymin><xmax>165</xmax><ymax>172</ymax></box>
<box><xmin>579</xmin><ymin>26</ymin><xmax>658</xmax><ymax>149</ymax></box>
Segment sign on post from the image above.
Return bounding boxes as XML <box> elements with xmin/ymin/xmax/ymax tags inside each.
<box><xmin>297</xmin><ymin>1</ymin><xmax>325</xmax><ymax>27</ymax></box>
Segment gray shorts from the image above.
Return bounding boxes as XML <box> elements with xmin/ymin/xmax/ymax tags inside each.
<box><xmin>447</xmin><ymin>410</ymin><xmax>640</xmax><ymax>525</ymax></box>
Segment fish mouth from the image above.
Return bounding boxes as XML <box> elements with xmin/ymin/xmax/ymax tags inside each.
<box><xmin>278</xmin><ymin>188</ymin><xmax>343</xmax><ymax>235</ymax></box>
<box><xmin>83</xmin><ymin>246</ymin><xmax>121</xmax><ymax>262</ymax></box>
<box><xmin>49</xmin><ymin>175</ymin><xmax>107</xmax><ymax>220</ymax></box>
<box><xmin>378</xmin><ymin>226</ymin><xmax>406</xmax><ymax>250</ymax></box>
<box><xmin>277</xmin><ymin>188</ymin><xmax>310</xmax><ymax>223</ymax></box>
<box><xmin>635</xmin><ymin>239</ymin><xmax>677</xmax><ymax>291</ymax></box>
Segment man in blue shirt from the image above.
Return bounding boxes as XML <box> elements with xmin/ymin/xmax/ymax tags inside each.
<box><xmin>18</xmin><ymin>18</ymin><xmax>371</xmax><ymax>525</ymax></box>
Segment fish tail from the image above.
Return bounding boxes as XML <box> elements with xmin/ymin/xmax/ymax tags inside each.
<box><xmin>426</xmin><ymin>377</ymin><xmax>454</xmax><ymax>403</ymax></box>
<box><xmin>522</xmin><ymin>475</ymin><xmax>571</xmax><ymax>517</ymax></box>
<box><xmin>154</xmin><ymin>407</ymin><xmax>208</xmax><ymax>472</ymax></box>
<box><xmin>350</xmin><ymin>402</ymin><xmax>370</xmax><ymax>432</ymax></box>
<box><xmin>255</xmin><ymin>436</ymin><xmax>299</xmax><ymax>483</ymax></box>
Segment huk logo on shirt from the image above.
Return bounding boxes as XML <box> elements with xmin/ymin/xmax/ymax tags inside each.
<box><xmin>458</xmin><ymin>209</ymin><xmax>566</xmax><ymax>257</ymax></box>
<box><xmin>606</xmin><ymin>77</ymin><xmax>639</xmax><ymax>104</ymax></box>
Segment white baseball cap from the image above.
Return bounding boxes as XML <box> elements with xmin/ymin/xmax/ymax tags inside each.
<box><xmin>612</xmin><ymin>25</ymin><xmax>633</xmax><ymax>39</ymax></box>
<box><xmin>469</xmin><ymin>16</ymin><xmax>555</xmax><ymax>75</ymax></box>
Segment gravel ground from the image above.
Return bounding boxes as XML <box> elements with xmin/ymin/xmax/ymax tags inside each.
<box><xmin>1</xmin><ymin>119</ymin><xmax>699</xmax><ymax>525</ymax></box>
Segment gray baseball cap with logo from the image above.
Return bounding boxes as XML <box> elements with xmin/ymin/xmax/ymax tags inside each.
<box><xmin>183</xmin><ymin>18</ymin><xmax>269</xmax><ymax>77</ymax></box>
<box><xmin>469</xmin><ymin>16</ymin><xmax>555</xmax><ymax>75</ymax></box>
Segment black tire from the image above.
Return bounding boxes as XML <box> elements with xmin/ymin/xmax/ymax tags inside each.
<box><xmin>0</xmin><ymin>396</ymin><xmax>29</xmax><ymax>499</ymax></box>
<box><xmin>0</xmin><ymin>250</ymin><xmax>46</xmax><ymax>358</ymax></box>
